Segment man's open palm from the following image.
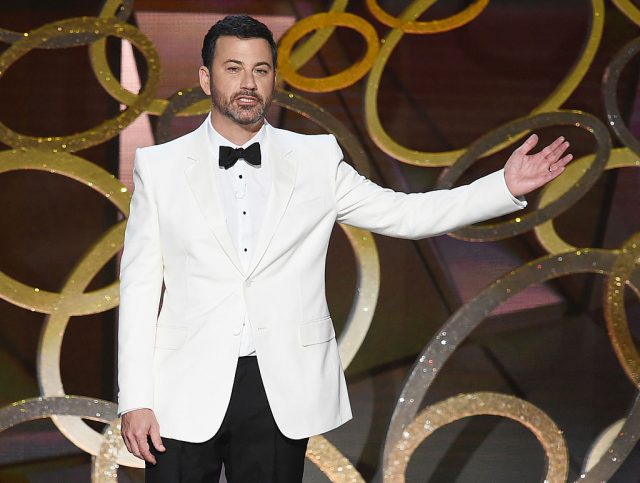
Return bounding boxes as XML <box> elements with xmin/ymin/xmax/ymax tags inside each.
<box><xmin>504</xmin><ymin>134</ymin><xmax>572</xmax><ymax>197</ymax></box>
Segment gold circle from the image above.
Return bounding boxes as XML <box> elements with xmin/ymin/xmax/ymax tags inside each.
<box><xmin>382</xmin><ymin>248</ymin><xmax>638</xmax><ymax>473</ymax></box>
<box><xmin>0</xmin><ymin>396</ymin><xmax>132</xmax><ymax>481</ymax></box>
<box><xmin>440</xmin><ymin>110</ymin><xmax>610</xmax><ymax>241</ymax></box>
<box><xmin>384</xmin><ymin>392</ymin><xmax>568</xmax><ymax>482</ymax></box>
<box><xmin>611</xmin><ymin>0</ymin><xmax>640</xmax><ymax>25</ymax></box>
<box><xmin>0</xmin><ymin>0</ymin><xmax>133</xmax><ymax>48</ymax></box>
<box><xmin>0</xmin><ymin>148</ymin><xmax>136</xmax><ymax>466</ymax></box>
<box><xmin>307</xmin><ymin>435</ymin><xmax>365</xmax><ymax>482</ymax></box>
<box><xmin>88</xmin><ymin>0</ymin><xmax>176</xmax><ymax>116</ymax></box>
<box><xmin>278</xmin><ymin>12</ymin><xmax>380</xmax><ymax>93</ymax></box>
<box><xmin>364</xmin><ymin>0</ymin><xmax>605</xmax><ymax>166</ymax></box>
<box><xmin>366</xmin><ymin>0</ymin><xmax>488</xmax><ymax>34</ymax></box>
<box><xmin>287</xmin><ymin>0</ymin><xmax>349</xmax><ymax>71</ymax></box>
<box><xmin>92</xmin><ymin>420</ymin><xmax>127</xmax><ymax>482</ymax></box>
<box><xmin>38</xmin><ymin>222</ymin><xmax>139</xmax><ymax>467</ymax></box>
<box><xmin>535</xmin><ymin>147</ymin><xmax>639</xmax><ymax>254</ymax></box>
<box><xmin>605</xmin><ymin>233</ymin><xmax>640</xmax><ymax>387</ymax></box>
<box><xmin>0</xmin><ymin>149</ymin><xmax>128</xmax><ymax>314</ymax></box>
<box><xmin>0</xmin><ymin>17</ymin><xmax>159</xmax><ymax>152</ymax></box>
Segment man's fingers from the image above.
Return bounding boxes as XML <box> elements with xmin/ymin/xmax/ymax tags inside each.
<box><xmin>136</xmin><ymin>435</ymin><xmax>157</xmax><ymax>464</ymax></box>
<box><xmin>540</xmin><ymin>136</ymin><xmax>566</xmax><ymax>159</ymax></box>
<box><xmin>552</xmin><ymin>153</ymin><xmax>573</xmax><ymax>170</ymax></box>
<box><xmin>549</xmin><ymin>140</ymin><xmax>570</xmax><ymax>161</ymax></box>
<box><xmin>517</xmin><ymin>133</ymin><xmax>539</xmax><ymax>155</ymax></box>
<box><xmin>125</xmin><ymin>432</ymin><xmax>142</xmax><ymax>460</ymax></box>
<box><xmin>122</xmin><ymin>432</ymin><xmax>132</xmax><ymax>454</ymax></box>
<box><xmin>149</xmin><ymin>425</ymin><xmax>166</xmax><ymax>453</ymax></box>
<box><xmin>120</xmin><ymin>409</ymin><xmax>162</xmax><ymax>463</ymax></box>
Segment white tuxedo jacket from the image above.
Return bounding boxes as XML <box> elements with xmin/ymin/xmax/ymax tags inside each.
<box><xmin>117</xmin><ymin>119</ymin><xmax>524</xmax><ymax>442</ymax></box>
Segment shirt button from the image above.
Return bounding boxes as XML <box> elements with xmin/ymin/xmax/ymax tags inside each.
<box><xmin>233</xmin><ymin>327</ymin><xmax>242</xmax><ymax>336</ymax></box>
<box><xmin>244</xmin><ymin>248</ymin><xmax>248</xmax><ymax>252</ymax></box>
<box><xmin>244</xmin><ymin>280</ymin><xmax>253</xmax><ymax>288</ymax></box>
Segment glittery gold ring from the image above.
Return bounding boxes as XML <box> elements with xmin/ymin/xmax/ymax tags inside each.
<box><xmin>605</xmin><ymin>233</ymin><xmax>640</xmax><ymax>388</ymax></box>
<box><xmin>0</xmin><ymin>149</ymin><xmax>128</xmax><ymax>314</ymax></box>
<box><xmin>366</xmin><ymin>0</ymin><xmax>489</xmax><ymax>34</ymax></box>
<box><xmin>383</xmin><ymin>248</ymin><xmax>640</xmax><ymax>481</ymax></box>
<box><xmin>385</xmin><ymin>392</ymin><xmax>568</xmax><ymax>482</ymax></box>
<box><xmin>535</xmin><ymin>147</ymin><xmax>639</xmax><ymax>254</ymax></box>
<box><xmin>438</xmin><ymin>110</ymin><xmax>610</xmax><ymax>241</ymax></box>
<box><xmin>277</xmin><ymin>12</ymin><xmax>380</xmax><ymax>93</ymax></box>
<box><xmin>603</xmin><ymin>36</ymin><xmax>640</xmax><ymax>154</ymax></box>
<box><xmin>364</xmin><ymin>0</ymin><xmax>604</xmax><ymax>167</ymax></box>
<box><xmin>0</xmin><ymin>0</ymin><xmax>133</xmax><ymax>48</ymax></box>
<box><xmin>0</xmin><ymin>17</ymin><xmax>159</xmax><ymax>152</ymax></box>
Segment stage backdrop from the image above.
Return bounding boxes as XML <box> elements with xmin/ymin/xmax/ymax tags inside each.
<box><xmin>0</xmin><ymin>0</ymin><xmax>639</xmax><ymax>482</ymax></box>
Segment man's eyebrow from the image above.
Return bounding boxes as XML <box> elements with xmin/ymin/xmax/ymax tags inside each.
<box><xmin>223</xmin><ymin>59</ymin><xmax>272</xmax><ymax>69</ymax></box>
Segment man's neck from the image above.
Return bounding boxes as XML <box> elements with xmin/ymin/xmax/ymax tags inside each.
<box><xmin>210</xmin><ymin>112</ymin><xmax>263</xmax><ymax>146</ymax></box>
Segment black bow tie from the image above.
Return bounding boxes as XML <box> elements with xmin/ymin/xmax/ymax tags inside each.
<box><xmin>219</xmin><ymin>142</ymin><xmax>261</xmax><ymax>169</ymax></box>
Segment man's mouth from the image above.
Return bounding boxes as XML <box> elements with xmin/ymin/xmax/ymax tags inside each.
<box><xmin>235</xmin><ymin>95</ymin><xmax>259</xmax><ymax>105</ymax></box>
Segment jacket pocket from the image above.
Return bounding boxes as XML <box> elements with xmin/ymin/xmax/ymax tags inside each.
<box><xmin>154</xmin><ymin>325</ymin><xmax>188</xmax><ymax>350</ymax></box>
<box><xmin>299</xmin><ymin>315</ymin><xmax>335</xmax><ymax>346</ymax></box>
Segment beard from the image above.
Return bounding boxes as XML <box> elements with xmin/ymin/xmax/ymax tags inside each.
<box><xmin>211</xmin><ymin>84</ymin><xmax>272</xmax><ymax>126</ymax></box>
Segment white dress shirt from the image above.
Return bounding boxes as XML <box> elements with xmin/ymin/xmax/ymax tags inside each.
<box><xmin>206</xmin><ymin>119</ymin><xmax>271</xmax><ymax>356</ymax></box>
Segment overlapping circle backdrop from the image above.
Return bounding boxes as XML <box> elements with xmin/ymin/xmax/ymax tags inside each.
<box><xmin>0</xmin><ymin>0</ymin><xmax>639</xmax><ymax>481</ymax></box>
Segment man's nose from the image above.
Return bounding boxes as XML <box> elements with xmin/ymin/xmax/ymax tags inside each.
<box><xmin>241</xmin><ymin>71</ymin><xmax>257</xmax><ymax>89</ymax></box>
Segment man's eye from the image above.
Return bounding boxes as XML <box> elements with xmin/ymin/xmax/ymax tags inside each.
<box><xmin>227</xmin><ymin>67</ymin><xmax>239</xmax><ymax>73</ymax></box>
<box><xmin>256</xmin><ymin>69</ymin><xmax>268</xmax><ymax>75</ymax></box>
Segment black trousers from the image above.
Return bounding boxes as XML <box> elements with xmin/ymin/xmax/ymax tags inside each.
<box><xmin>145</xmin><ymin>357</ymin><xmax>308</xmax><ymax>483</ymax></box>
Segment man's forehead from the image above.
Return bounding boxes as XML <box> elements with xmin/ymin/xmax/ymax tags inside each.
<box><xmin>215</xmin><ymin>36</ymin><xmax>272</xmax><ymax>60</ymax></box>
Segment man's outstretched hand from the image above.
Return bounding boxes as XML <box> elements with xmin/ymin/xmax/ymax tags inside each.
<box><xmin>121</xmin><ymin>408</ymin><xmax>165</xmax><ymax>464</ymax></box>
<box><xmin>504</xmin><ymin>134</ymin><xmax>572</xmax><ymax>197</ymax></box>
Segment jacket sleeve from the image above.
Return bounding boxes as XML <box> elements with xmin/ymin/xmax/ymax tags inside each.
<box><xmin>331</xmin><ymin>136</ymin><xmax>526</xmax><ymax>239</ymax></box>
<box><xmin>117</xmin><ymin>149</ymin><xmax>163</xmax><ymax>415</ymax></box>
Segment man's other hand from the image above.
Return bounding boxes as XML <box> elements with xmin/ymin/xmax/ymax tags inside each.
<box><xmin>121</xmin><ymin>408</ymin><xmax>165</xmax><ymax>464</ymax></box>
<box><xmin>504</xmin><ymin>134</ymin><xmax>573</xmax><ymax>197</ymax></box>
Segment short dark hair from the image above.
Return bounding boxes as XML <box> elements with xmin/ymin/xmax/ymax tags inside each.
<box><xmin>201</xmin><ymin>15</ymin><xmax>277</xmax><ymax>69</ymax></box>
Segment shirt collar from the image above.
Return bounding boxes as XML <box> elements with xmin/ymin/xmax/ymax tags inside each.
<box><xmin>205</xmin><ymin>113</ymin><xmax>267</xmax><ymax>151</ymax></box>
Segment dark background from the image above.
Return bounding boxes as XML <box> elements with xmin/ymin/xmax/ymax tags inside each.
<box><xmin>0</xmin><ymin>1</ymin><xmax>639</xmax><ymax>481</ymax></box>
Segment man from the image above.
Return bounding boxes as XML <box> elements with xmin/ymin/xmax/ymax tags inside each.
<box><xmin>118</xmin><ymin>14</ymin><xmax>571</xmax><ymax>483</ymax></box>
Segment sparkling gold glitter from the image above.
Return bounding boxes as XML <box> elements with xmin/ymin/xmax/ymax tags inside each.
<box><xmin>0</xmin><ymin>17</ymin><xmax>159</xmax><ymax>152</ymax></box>
<box><xmin>382</xmin><ymin>249</ymin><xmax>640</xmax><ymax>481</ymax></box>
<box><xmin>277</xmin><ymin>13</ymin><xmax>380</xmax><ymax>93</ymax></box>
<box><xmin>535</xmin><ymin>147</ymin><xmax>638</xmax><ymax>253</ymax></box>
<box><xmin>605</xmin><ymin>234</ymin><xmax>640</xmax><ymax>387</ymax></box>
<box><xmin>307</xmin><ymin>436</ymin><xmax>365</xmax><ymax>482</ymax></box>
<box><xmin>1</xmin><ymin>2</ymin><xmax>639</xmax><ymax>481</ymax></box>
<box><xmin>366</xmin><ymin>0</ymin><xmax>488</xmax><ymax>33</ymax></box>
<box><xmin>384</xmin><ymin>392</ymin><xmax>568</xmax><ymax>482</ymax></box>
<box><xmin>364</xmin><ymin>0</ymin><xmax>604</xmax><ymax>166</ymax></box>
<box><xmin>438</xmin><ymin>111</ymin><xmax>610</xmax><ymax>241</ymax></box>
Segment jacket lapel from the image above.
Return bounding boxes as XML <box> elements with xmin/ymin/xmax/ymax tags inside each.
<box><xmin>184</xmin><ymin>121</ymin><xmax>245</xmax><ymax>276</ymax></box>
<box><xmin>247</xmin><ymin>125</ymin><xmax>297</xmax><ymax>277</ymax></box>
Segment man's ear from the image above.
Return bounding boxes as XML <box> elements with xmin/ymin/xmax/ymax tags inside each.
<box><xmin>198</xmin><ymin>66</ymin><xmax>211</xmax><ymax>95</ymax></box>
